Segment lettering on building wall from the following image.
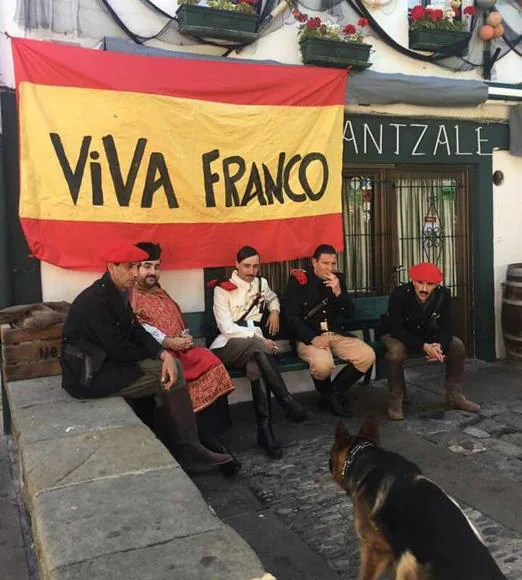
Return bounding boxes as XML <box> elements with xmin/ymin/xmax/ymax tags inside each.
<box><xmin>343</xmin><ymin>120</ymin><xmax>493</xmax><ymax>158</ymax></box>
<box><xmin>50</xmin><ymin>134</ymin><xmax>329</xmax><ymax>210</ymax></box>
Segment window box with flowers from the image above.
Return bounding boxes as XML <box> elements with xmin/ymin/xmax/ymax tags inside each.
<box><xmin>409</xmin><ymin>3</ymin><xmax>476</xmax><ymax>52</ymax></box>
<box><xmin>294</xmin><ymin>10</ymin><xmax>372</xmax><ymax>70</ymax></box>
<box><xmin>177</xmin><ymin>0</ymin><xmax>258</xmax><ymax>42</ymax></box>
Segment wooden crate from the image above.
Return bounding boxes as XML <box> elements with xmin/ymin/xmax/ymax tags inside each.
<box><xmin>1</xmin><ymin>324</ymin><xmax>63</xmax><ymax>382</ymax></box>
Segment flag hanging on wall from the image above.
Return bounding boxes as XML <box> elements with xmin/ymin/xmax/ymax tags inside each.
<box><xmin>12</xmin><ymin>38</ymin><xmax>347</xmax><ymax>270</ymax></box>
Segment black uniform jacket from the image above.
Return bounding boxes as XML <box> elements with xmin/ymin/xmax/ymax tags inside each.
<box><xmin>284</xmin><ymin>270</ymin><xmax>355</xmax><ymax>344</ymax></box>
<box><xmin>61</xmin><ymin>272</ymin><xmax>163</xmax><ymax>399</ymax></box>
<box><xmin>380</xmin><ymin>282</ymin><xmax>453</xmax><ymax>354</ymax></box>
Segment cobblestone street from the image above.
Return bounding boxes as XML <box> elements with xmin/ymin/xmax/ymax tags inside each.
<box><xmin>195</xmin><ymin>360</ymin><xmax>522</xmax><ymax>580</ymax></box>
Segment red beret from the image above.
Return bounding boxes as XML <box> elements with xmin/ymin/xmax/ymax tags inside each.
<box><xmin>101</xmin><ymin>243</ymin><xmax>148</xmax><ymax>263</ymax></box>
<box><xmin>408</xmin><ymin>262</ymin><xmax>443</xmax><ymax>284</ymax></box>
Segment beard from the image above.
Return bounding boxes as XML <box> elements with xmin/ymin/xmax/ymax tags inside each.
<box><xmin>139</xmin><ymin>275</ymin><xmax>157</xmax><ymax>289</ymax></box>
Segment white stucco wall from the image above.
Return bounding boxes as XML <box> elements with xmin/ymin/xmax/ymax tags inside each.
<box><xmin>2</xmin><ymin>0</ymin><xmax>522</xmax><ymax>358</ymax></box>
<box><xmin>492</xmin><ymin>149</ymin><xmax>522</xmax><ymax>359</ymax></box>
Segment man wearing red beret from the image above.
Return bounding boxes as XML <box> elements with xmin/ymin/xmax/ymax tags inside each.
<box><xmin>380</xmin><ymin>261</ymin><xmax>480</xmax><ymax>420</ymax></box>
<box><xmin>60</xmin><ymin>242</ymin><xmax>233</xmax><ymax>474</ymax></box>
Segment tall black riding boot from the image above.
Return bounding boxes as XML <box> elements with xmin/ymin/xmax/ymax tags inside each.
<box><xmin>254</xmin><ymin>352</ymin><xmax>308</xmax><ymax>422</ymax></box>
<box><xmin>329</xmin><ymin>364</ymin><xmax>364</xmax><ymax>418</ymax></box>
<box><xmin>313</xmin><ymin>377</ymin><xmax>333</xmax><ymax>409</ymax></box>
<box><xmin>156</xmin><ymin>385</ymin><xmax>234</xmax><ymax>475</ymax></box>
<box><xmin>251</xmin><ymin>377</ymin><xmax>283</xmax><ymax>459</ymax></box>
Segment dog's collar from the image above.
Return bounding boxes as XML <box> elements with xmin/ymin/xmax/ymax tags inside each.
<box><xmin>341</xmin><ymin>440</ymin><xmax>374</xmax><ymax>480</ymax></box>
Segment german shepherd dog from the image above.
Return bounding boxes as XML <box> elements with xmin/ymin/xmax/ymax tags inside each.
<box><xmin>329</xmin><ymin>416</ymin><xmax>507</xmax><ymax>580</ymax></box>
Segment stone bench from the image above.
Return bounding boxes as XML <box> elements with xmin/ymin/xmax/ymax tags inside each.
<box><xmin>5</xmin><ymin>375</ymin><xmax>268</xmax><ymax>580</ymax></box>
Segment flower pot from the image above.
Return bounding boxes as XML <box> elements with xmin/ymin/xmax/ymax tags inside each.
<box><xmin>177</xmin><ymin>4</ymin><xmax>258</xmax><ymax>42</ymax></box>
<box><xmin>409</xmin><ymin>28</ymin><xmax>470</xmax><ymax>52</ymax></box>
<box><xmin>299</xmin><ymin>37</ymin><xmax>372</xmax><ymax>70</ymax></box>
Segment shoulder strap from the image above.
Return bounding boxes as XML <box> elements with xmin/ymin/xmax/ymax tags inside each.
<box><xmin>235</xmin><ymin>276</ymin><xmax>263</xmax><ymax>323</ymax></box>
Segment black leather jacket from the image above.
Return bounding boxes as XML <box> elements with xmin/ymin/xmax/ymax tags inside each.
<box><xmin>283</xmin><ymin>269</ymin><xmax>355</xmax><ymax>344</ymax></box>
<box><xmin>61</xmin><ymin>272</ymin><xmax>162</xmax><ymax>398</ymax></box>
<box><xmin>380</xmin><ymin>282</ymin><xmax>452</xmax><ymax>353</ymax></box>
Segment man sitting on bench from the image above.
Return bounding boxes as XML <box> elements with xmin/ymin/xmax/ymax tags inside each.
<box><xmin>210</xmin><ymin>245</ymin><xmax>308</xmax><ymax>459</ymax></box>
<box><xmin>380</xmin><ymin>261</ymin><xmax>480</xmax><ymax>421</ymax></box>
<box><xmin>130</xmin><ymin>242</ymin><xmax>240</xmax><ymax>475</ymax></box>
<box><xmin>284</xmin><ymin>244</ymin><xmax>375</xmax><ymax>418</ymax></box>
<box><xmin>60</xmin><ymin>242</ymin><xmax>233</xmax><ymax>475</ymax></box>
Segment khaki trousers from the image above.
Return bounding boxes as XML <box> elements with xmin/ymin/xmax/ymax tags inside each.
<box><xmin>297</xmin><ymin>332</ymin><xmax>376</xmax><ymax>380</ymax></box>
<box><xmin>116</xmin><ymin>358</ymin><xmax>185</xmax><ymax>400</ymax></box>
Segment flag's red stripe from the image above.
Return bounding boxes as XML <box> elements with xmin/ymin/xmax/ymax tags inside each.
<box><xmin>20</xmin><ymin>214</ymin><xmax>343</xmax><ymax>271</ymax></box>
<box><xmin>12</xmin><ymin>38</ymin><xmax>347</xmax><ymax>107</ymax></box>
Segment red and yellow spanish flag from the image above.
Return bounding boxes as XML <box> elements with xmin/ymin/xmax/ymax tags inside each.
<box><xmin>12</xmin><ymin>38</ymin><xmax>346</xmax><ymax>270</ymax></box>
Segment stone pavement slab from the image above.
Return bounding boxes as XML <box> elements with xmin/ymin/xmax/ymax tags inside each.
<box><xmin>7</xmin><ymin>376</ymin><xmax>70</xmax><ymax>409</ymax></box>
<box><xmin>20</xmin><ymin>424</ymin><xmax>176</xmax><ymax>508</ymax></box>
<box><xmin>33</xmin><ymin>467</ymin><xmax>222</xmax><ymax>575</ymax></box>
<box><xmin>51</xmin><ymin>526</ymin><xmax>266</xmax><ymax>580</ymax></box>
<box><xmin>225</xmin><ymin>510</ymin><xmax>340</xmax><ymax>580</ymax></box>
<box><xmin>11</xmin><ymin>397</ymin><xmax>141</xmax><ymax>445</ymax></box>
<box><xmin>4</xmin><ymin>376</ymin><xmax>268</xmax><ymax>580</ymax></box>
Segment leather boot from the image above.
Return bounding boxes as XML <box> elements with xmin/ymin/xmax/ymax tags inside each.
<box><xmin>254</xmin><ymin>352</ymin><xmax>308</xmax><ymax>422</ymax></box>
<box><xmin>387</xmin><ymin>362</ymin><xmax>405</xmax><ymax>421</ymax></box>
<box><xmin>251</xmin><ymin>377</ymin><xmax>283</xmax><ymax>459</ymax></box>
<box><xmin>445</xmin><ymin>383</ymin><xmax>481</xmax><ymax>413</ymax></box>
<box><xmin>156</xmin><ymin>385</ymin><xmax>234</xmax><ymax>474</ymax></box>
<box><xmin>198</xmin><ymin>432</ymin><xmax>242</xmax><ymax>476</ymax></box>
<box><xmin>329</xmin><ymin>364</ymin><xmax>364</xmax><ymax>418</ymax></box>
<box><xmin>313</xmin><ymin>377</ymin><xmax>333</xmax><ymax>409</ymax></box>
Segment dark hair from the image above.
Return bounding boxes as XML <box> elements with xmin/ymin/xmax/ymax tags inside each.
<box><xmin>236</xmin><ymin>246</ymin><xmax>259</xmax><ymax>263</ymax></box>
<box><xmin>313</xmin><ymin>244</ymin><xmax>337</xmax><ymax>261</ymax></box>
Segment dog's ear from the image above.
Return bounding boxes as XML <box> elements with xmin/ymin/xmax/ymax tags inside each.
<box><xmin>359</xmin><ymin>415</ymin><xmax>380</xmax><ymax>444</ymax></box>
<box><xmin>334</xmin><ymin>420</ymin><xmax>351</xmax><ymax>446</ymax></box>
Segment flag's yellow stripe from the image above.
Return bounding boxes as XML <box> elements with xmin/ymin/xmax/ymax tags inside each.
<box><xmin>19</xmin><ymin>83</ymin><xmax>343</xmax><ymax>224</ymax></box>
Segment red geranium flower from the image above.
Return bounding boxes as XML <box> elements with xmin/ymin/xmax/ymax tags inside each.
<box><xmin>357</xmin><ymin>18</ymin><xmax>369</xmax><ymax>27</ymax></box>
<box><xmin>291</xmin><ymin>269</ymin><xmax>308</xmax><ymax>285</ymax></box>
<box><xmin>306</xmin><ymin>17</ymin><xmax>322</xmax><ymax>30</ymax></box>
<box><xmin>433</xmin><ymin>9</ymin><xmax>444</xmax><ymax>21</ymax></box>
<box><xmin>463</xmin><ymin>5</ymin><xmax>476</xmax><ymax>16</ymax></box>
<box><xmin>411</xmin><ymin>5</ymin><xmax>426</xmax><ymax>21</ymax></box>
<box><xmin>343</xmin><ymin>24</ymin><xmax>356</xmax><ymax>35</ymax></box>
<box><xmin>425</xmin><ymin>8</ymin><xmax>435</xmax><ymax>21</ymax></box>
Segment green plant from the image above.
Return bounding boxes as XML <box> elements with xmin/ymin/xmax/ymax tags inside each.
<box><xmin>410</xmin><ymin>3</ymin><xmax>476</xmax><ymax>32</ymax></box>
<box><xmin>180</xmin><ymin>0</ymin><xmax>258</xmax><ymax>15</ymax></box>
<box><xmin>293</xmin><ymin>9</ymin><xmax>370</xmax><ymax>44</ymax></box>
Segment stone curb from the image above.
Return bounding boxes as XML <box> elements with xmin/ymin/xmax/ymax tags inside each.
<box><xmin>6</xmin><ymin>376</ymin><xmax>268</xmax><ymax>580</ymax></box>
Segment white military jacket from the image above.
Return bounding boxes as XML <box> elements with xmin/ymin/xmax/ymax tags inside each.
<box><xmin>210</xmin><ymin>270</ymin><xmax>279</xmax><ymax>350</ymax></box>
